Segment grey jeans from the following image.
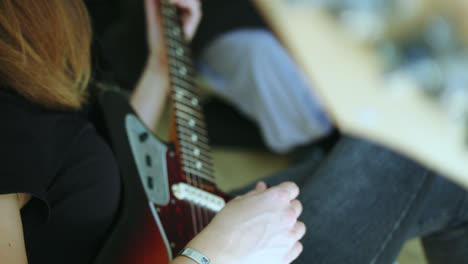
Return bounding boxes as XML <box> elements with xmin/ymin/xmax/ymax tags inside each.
<box><xmin>235</xmin><ymin>136</ymin><xmax>468</xmax><ymax>264</ymax></box>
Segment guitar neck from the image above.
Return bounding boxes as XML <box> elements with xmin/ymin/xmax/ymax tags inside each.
<box><xmin>160</xmin><ymin>0</ymin><xmax>216</xmax><ymax>186</ymax></box>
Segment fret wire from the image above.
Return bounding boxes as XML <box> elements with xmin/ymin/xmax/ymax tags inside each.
<box><xmin>182</xmin><ymin>146</ymin><xmax>213</xmax><ymax>166</ymax></box>
<box><xmin>167</xmin><ymin>58</ymin><xmax>194</xmax><ymax>74</ymax></box>
<box><xmin>183</xmin><ymin>166</ymin><xmax>214</xmax><ymax>180</ymax></box>
<box><xmin>182</xmin><ymin>164</ymin><xmax>214</xmax><ymax>177</ymax></box>
<box><xmin>181</xmin><ymin>153</ymin><xmax>214</xmax><ymax>168</ymax></box>
<box><xmin>171</xmin><ymin>85</ymin><xmax>198</xmax><ymax>99</ymax></box>
<box><xmin>181</xmin><ymin>161</ymin><xmax>213</xmax><ymax>176</ymax></box>
<box><xmin>172</xmin><ymin>89</ymin><xmax>201</xmax><ymax>103</ymax></box>
<box><xmin>175</xmin><ymin>111</ymin><xmax>206</xmax><ymax>127</ymax></box>
<box><xmin>179</xmin><ymin>139</ymin><xmax>211</xmax><ymax>154</ymax></box>
<box><xmin>180</xmin><ymin>152</ymin><xmax>213</xmax><ymax>167</ymax></box>
<box><xmin>178</xmin><ymin>134</ymin><xmax>210</xmax><ymax>149</ymax></box>
<box><xmin>177</xmin><ymin>129</ymin><xmax>209</xmax><ymax>144</ymax></box>
<box><xmin>173</xmin><ymin>111</ymin><xmax>205</xmax><ymax>128</ymax></box>
<box><xmin>166</xmin><ymin>42</ymin><xmax>191</xmax><ymax>60</ymax></box>
<box><xmin>181</xmin><ymin>154</ymin><xmax>213</xmax><ymax>167</ymax></box>
<box><xmin>168</xmin><ymin>63</ymin><xmax>196</xmax><ymax>81</ymax></box>
<box><xmin>175</xmin><ymin>117</ymin><xmax>207</xmax><ymax>131</ymax></box>
<box><xmin>175</xmin><ymin>119</ymin><xmax>207</xmax><ymax>136</ymax></box>
<box><xmin>163</xmin><ymin>23</ymin><xmax>184</xmax><ymax>40</ymax></box>
<box><xmin>182</xmin><ymin>160</ymin><xmax>214</xmax><ymax>176</ymax></box>
<box><xmin>180</xmin><ymin>147</ymin><xmax>213</xmax><ymax>164</ymax></box>
<box><xmin>169</xmin><ymin>59</ymin><xmax>195</xmax><ymax>74</ymax></box>
<box><xmin>169</xmin><ymin>69</ymin><xmax>196</xmax><ymax>85</ymax></box>
<box><xmin>182</xmin><ymin>167</ymin><xmax>215</xmax><ymax>182</ymax></box>
<box><xmin>173</xmin><ymin>103</ymin><xmax>205</xmax><ymax>122</ymax></box>
<box><xmin>183</xmin><ymin>168</ymin><xmax>214</xmax><ymax>182</ymax></box>
<box><xmin>166</xmin><ymin>43</ymin><xmax>187</xmax><ymax>57</ymax></box>
<box><xmin>168</xmin><ymin>57</ymin><xmax>192</xmax><ymax>68</ymax></box>
<box><xmin>176</xmin><ymin>126</ymin><xmax>209</xmax><ymax>141</ymax></box>
<box><xmin>178</xmin><ymin>138</ymin><xmax>210</xmax><ymax>153</ymax></box>
<box><xmin>163</xmin><ymin>20</ymin><xmax>187</xmax><ymax>42</ymax></box>
<box><xmin>168</xmin><ymin>59</ymin><xmax>194</xmax><ymax>74</ymax></box>
<box><xmin>168</xmin><ymin>51</ymin><xmax>192</xmax><ymax>65</ymax></box>
<box><xmin>168</xmin><ymin>61</ymin><xmax>194</xmax><ymax>76</ymax></box>
<box><xmin>164</xmin><ymin>29</ymin><xmax>188</xmax><ymax>46</ymax></box>
<box><xmin>179</xmin><ymin>144</ymin><xmax>212</xmax><ymax>161</ymax></box>
<box><xmin>171</xmin><ymin>76</ymin><xmax>197</xmax><ymax>92</ymax></box>
<box><xmin>172</xmin><ymin>84</ymin><xmax>196</xmax><ymax>94</ymax></box>
<box><xmin>176</xmin><ymin>121</ymin><xmax>207</xmax><ymax>137</ymax></box>
<box><xmin>171</xmin><ymin>91</ymin><xmax>199</xmax><ymax>107</ymax></box>
<box><xmin>180</xmin><ymin>145</ymin><xmax>211</xmax><ymax>161</ymax></box>
<box><xmin>173</xmin><ymin>96</ymin><xmax>203</xmax><ymax>111</ymax></box>
<box><xmin>182</xmin><ymin>155</ymin><xmax>213</xmax><ymax>168</ymax></box>
<box><xmin>166</xmin><ymin>38</ymin><xmax>190</xmax><ymax>54</ymax></box>
<box><xmin>178</xmin><ymin>143</ymin><xmax>211</xmax><ymax>157</ymax></box>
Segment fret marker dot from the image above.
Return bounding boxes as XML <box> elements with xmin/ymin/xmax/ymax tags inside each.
<box><xmin>188</xmin><ymin>119</ymin><xmax>196</xmax><ymax>127</ymax></box>
<box><xmin>176</xmin><ymin>48</ymin><xmax>184</xmax><ymax>56</ymax></box>
<box><xmin>176</xmin><ymin>90</ymin><xmax>184</xmax><ymax>99</ymax></box>
<box><xmin>193</xmin><ymin>148</ymin><xmax>200</xmax><ymax>156</ymax></box>
<box><xmin>179</xmin><ymin>66</ymin><xmax>187</xmax><ymax>76</ymax></box>
<box><xmin>191</xmin><ymin>134</ymin><xmax>198</xmax><ymax>142</ymax></box>
<box><xmin>191</xmin><ymin>98</ymin><xmax>199</xmax><ymax>106</ymax></box>
<box><xmin>195</xmin><ymin>161</ymin><xmax>203</xmax><ymax>169</ymax></box>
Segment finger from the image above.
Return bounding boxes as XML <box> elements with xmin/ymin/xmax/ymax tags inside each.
<box><xmin>238</xmin><ymin>182</ymin><xmax>268</xmax><ymax>199</ymax></box>
<box><xmin>290</xmin><ymin>221</ymin><xmax>306</xmax><ymax>241</ymax></box>
<box><xmin>290</xmin><ymin>199</ymin><xmax>303</xmax><ymax>218</ymax></box>
<box><xmin>170</xmin><ymin>0</ymin><xmax>201</xmax><ymax>40</ymax></box>
<box><xmin>255</xmin><ymin>181</ymin><xmax>268</xmax><ymax>192</ymax></box>
<box><xmin>284</xmin><ymin>242</ymin><xmax>303</xmax><ymax>264</ymax></box>
<box><xmin>272</xmin><ymin>182</ymin><xmax>300</xmax><ymax>201</ymax></box>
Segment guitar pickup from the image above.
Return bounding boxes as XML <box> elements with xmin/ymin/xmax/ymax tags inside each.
<box><xmin>171</xmin><ymin>183</ymin><xmax>225</xmax><ymax>212</ymax></box>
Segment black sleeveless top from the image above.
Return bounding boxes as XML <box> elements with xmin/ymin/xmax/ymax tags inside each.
<box><xmin>0</xmin><ymin>91</ymin><xmax>120</xmax><ymax>264</ymax></box>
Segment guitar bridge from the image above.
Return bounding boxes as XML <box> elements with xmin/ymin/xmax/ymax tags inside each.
<box><xmin>171</xmin><ymin>183</ymin><xmax>225</xmax><ymax>212</ymax></box>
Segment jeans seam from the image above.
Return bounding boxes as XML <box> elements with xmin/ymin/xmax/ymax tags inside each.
<box><xmin>369</xmin><ymin>171</ymin><xmax>430</xmax><ymax>264</ymax></box>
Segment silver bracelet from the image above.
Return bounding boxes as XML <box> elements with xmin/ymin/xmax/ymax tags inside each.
<box><xmin>178</xmin><ymin>248</ymin><xmax>210</xmax><ymax>264</ymax></box>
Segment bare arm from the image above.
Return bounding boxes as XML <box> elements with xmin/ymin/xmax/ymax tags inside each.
<box><xmin>130</xmin><ymin>0</ymin><xmax>201</xmax><ymax>131</ymax></box>
<box><xmin>0</xmin><ymin>193</ymin><xmax>31</xmax><ymax>264</ymax></box>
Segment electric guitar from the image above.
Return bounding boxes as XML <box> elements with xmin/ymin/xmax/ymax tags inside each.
<box><xmin>92</xmin><ymin>1</ymin><xmax>226</xmax><ymax>263</ymax></box>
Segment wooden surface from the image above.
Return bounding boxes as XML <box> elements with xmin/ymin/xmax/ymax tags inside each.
<box><xmin>253</xmin><ymin>0</ymin><xmax>468</xmax><ymax>188</ymax></box>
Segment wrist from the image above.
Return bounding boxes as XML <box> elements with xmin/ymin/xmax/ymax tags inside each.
<box><xmin>185</xmin><ymin>233</ymin><xmax>232</xmax><ymax>264</ymax></box>
<box><xmin>171</xmin><ymin>256</ymin><xmax>199</xmax><ymax>264</ymax></box>
<box><xmin>145</xmin><ymin>50</ymin><xmax>169</xmax><ymax>78</ymax></box>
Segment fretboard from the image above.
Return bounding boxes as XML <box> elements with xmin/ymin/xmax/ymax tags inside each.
<box><xmin>160</xmin><ymin>0</ymin><xmax>216</xmax><ymax>184</ymax></box>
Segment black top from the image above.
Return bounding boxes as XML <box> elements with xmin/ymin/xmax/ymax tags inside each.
<box><xmin>0</xmin><ymin>91</ymin><xmax>120</xmax><ymax>264</ymax></box>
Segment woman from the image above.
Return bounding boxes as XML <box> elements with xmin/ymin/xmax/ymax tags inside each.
<box><xmin>0</xmin><ymin>0</ymin><xmax>305</xmax><ymax>263</ymax></box>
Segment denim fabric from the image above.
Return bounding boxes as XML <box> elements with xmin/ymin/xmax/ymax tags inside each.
<box><xmin>198</xmin><ymin>29</ymin><xmax>333</xmax><ymax>153</ymax></box>
<box><xmin>232</xmin><ymin>136</ymin><xmax>468</xmax><ymax>264</ymax></box>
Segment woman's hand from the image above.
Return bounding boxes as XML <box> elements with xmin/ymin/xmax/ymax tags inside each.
<box><xmin>182</xmin><ymin>182</ymin><xmax>306</xmax><ymax>264</ymax></box>
<box><xmin>144</xmin><ymin>0</ymin><xmax>201</xmax><ymax>71</ymax></box>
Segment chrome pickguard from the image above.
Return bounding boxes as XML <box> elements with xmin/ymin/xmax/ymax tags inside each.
<box><xmin>125</xmin><ymin>114</ymin><xmax>170</xmax><ymax>206</ymax></box>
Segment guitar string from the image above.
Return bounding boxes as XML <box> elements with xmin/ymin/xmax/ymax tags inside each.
<box><xmin>161</xmin><ymin>0</ymin><xmax>200</xmax><ymax>236</ymax></box>
<box><xmin>163</xmin><ymin>0</ymin><xmax>213</xmax><ymax>234</ymax></box>
<box><xmin>167</xmin><ymin>3</ymin><xmax>211</xmax><ymax>229</ymax></box>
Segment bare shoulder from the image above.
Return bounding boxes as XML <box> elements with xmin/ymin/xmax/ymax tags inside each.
<box><xmin>0</xmin><ymin>193</ymin><xmax>29</xmax><ymax>264</ymax></box>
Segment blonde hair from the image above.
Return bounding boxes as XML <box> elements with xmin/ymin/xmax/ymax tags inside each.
<box><xmin>0</xmin><ymin>0</ymin><xmax>92</xmax><ymax>109</ymax></box>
